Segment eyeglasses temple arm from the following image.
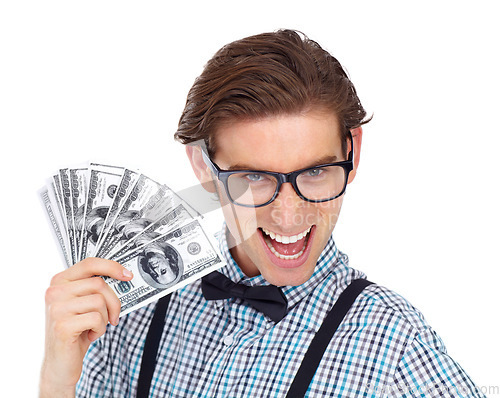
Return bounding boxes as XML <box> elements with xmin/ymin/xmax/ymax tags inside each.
<box><xmin>347</xmin><ymin>130</ymin><xmax>354</xmax><ymax>161</ymax></box>
<box><xmin>201</xmin><ymin>148</ymin><xmax>219</xmax><ymax>176</ymax></box>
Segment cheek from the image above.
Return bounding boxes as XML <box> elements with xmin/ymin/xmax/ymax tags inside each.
<box><xmin>220</xmin><ymin>199</ymin><xmax>259</xmax><ymax>243</ymax></box>
<box><xmin>312</xmin><ymin>198</ymin><xmax>344</xmax><ymax>230</ymax></box>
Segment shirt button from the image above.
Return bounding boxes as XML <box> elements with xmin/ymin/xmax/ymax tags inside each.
<box><xmin>223</xmin><ymin>335</ymin><xmax>234</xmax><ymax>346</ymax></box>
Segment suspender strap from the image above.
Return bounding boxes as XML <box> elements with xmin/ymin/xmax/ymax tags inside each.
<box><xmin>136</xmin><ymin>294</ymin><xmax>171</xmax><ymax>398</ymax></box>
<box><xmin>285</xmin><ymin>278</ymin><xmax>374</xmax><ymax>398</ymax></box>
<box><xmin>136</xmin><ymin>279</ymin><xmax>373</xmax><ymax>397</ymax></box>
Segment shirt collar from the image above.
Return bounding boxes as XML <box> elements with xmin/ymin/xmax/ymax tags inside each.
<box><xmin>216</xmin><ymin>225</ymin><xmax>342</xmax><ymax>311</ymax></box>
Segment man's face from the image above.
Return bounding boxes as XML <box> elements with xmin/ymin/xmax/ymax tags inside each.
<box><xmin>197</xmin><ymin>109</ymin><xmax>360</xmax><ymax>287</ymax></box>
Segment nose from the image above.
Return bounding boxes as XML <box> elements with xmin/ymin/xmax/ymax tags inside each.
<box><xmin>270</xmin><ymin>183</ymin><xmax>305</xmax><ymax>229</ymax></box>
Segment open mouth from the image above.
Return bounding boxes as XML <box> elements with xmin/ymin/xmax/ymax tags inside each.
<box><xmin>260</xmin><ymin>226</ymin><xmax>313</xmax><ymax>261</ymax></box>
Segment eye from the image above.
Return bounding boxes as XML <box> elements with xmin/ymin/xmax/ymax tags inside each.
<box><xmin>306</xmin><ymin>168</ymin><xmax>323</xmax><ymax>177</ymax></box>
<box><xmin>244</xmin><ymin>173</ymin><xmax>264</xmax><ymax>182</ymax></box>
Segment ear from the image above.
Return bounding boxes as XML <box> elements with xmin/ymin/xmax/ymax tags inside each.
<box><xmin>185</xmin><ymin>145</ymin><xmax>217</xmax><ymax>193</ymax></box>
<box><xmin>347</xmin><ymin>126</ymin><xmax>363</xmax><ymax>184</ymax></box>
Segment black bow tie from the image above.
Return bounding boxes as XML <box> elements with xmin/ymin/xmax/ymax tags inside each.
<box><xmin>201</xmin><ymin>271</ymin><xmax>288</xmax><ymax>322</ymax></box>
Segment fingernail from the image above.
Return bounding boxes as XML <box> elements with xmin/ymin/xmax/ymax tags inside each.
<box><xmin>123</xmin><ymin>269</ymin><xmax>133</xmax><ymax>278</ymax></box>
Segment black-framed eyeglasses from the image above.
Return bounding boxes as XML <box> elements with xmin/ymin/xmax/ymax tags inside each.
<box><xmin>202</xmin><ymin>132</ymin><xmax>354</xmax><ymax>208</ymax></box>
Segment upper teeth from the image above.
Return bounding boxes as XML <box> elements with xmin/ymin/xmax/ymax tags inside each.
<box><xmin>262</xmin><ymin>226</ymin><xmax>312</xmax><ymax>244</ymax></box>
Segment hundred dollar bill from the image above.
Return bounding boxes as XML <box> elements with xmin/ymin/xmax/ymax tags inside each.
<box><xmin>78</xmin><ymin>163</ymin><xmax>124</xmax><ymax>260</ymax></box>
<box><xmin>39</xmin><ymin>185</ymin><xmax>72</xmax><ymax>267</ymax></box>
<box><xmin>108</xmin><ymin>203</ymin><xmax>197</xmax><ymax>261</ymax></box>
<box><xmin>50</xmin><ymin>174</ymin><xmax>67</xmax><ymax>233</ymax></box>
<box><xmin>96</xmin><ymin>175</ymin><xmax>179</xmax><ymax>259</ymax></box>
<box><xmin>46</xmin><ymin>173</ymin><xmax>72</xmax><ymax>253</ymax></box>
<box><xmin>69</xmin><ymin>167</ymin><xmax>89</xmax><ymax>261</ymax></box>
<box><xmin>94</xmin><ymin>168</ymin><xmax>140</xmax><ymax>255</ymax></box>
<box><xmin>104</xmin><ymin>218</ymin><xmax>225</xmax><ymax>316</ymax></box>
<box><xmin>58</xmin><ymin>168</ymin><xmax>79</xmax><ymax>265</ymax></box>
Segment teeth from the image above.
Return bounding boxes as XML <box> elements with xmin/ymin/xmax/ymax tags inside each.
<box><xmin>265</xmin><ymin>240</ymin><xmax>305</xmax><ymax>260</ymax></box>
<box><xmin>261</xmin><ymin>226</ymin><xmax>312</xmax><ymax>260</ymax></box>
<box><xmin>262</xmin><ymin>226</ymin><xmax>311</xmax><ymax>244</ymax></box>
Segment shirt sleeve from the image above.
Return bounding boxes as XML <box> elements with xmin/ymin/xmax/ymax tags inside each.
<box><xmin>388</xmin><ymin>327</ymin><xmax>486</xmax><ymax>397</ymax></box>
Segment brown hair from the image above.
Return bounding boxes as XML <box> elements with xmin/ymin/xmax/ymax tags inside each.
<box><xmin>174</xmin><ymin>29</ymin><xmax>371</xmax><ymax>156</ymax></box>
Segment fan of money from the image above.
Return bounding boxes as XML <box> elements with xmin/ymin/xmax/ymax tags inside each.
<box><xmin>40</xmin><ymin>162</ymin><xmax>224</xmax><ymax>315</ymax></box>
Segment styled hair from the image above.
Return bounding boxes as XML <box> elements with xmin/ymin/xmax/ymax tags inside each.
<box><xmin>174</xmin><ymin>29</ymin><xmax>371</xmax><ymax>156</ymax></box>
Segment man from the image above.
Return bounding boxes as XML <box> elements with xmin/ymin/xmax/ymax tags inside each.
<box><xmin>40</xmin><ymin>30</ymin><xmax>485</xmax><ymax>397</ymax></box>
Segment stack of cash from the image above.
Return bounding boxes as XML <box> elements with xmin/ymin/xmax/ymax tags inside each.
<box><xmin>40</xmin><ymin>162</ymin><xmax>225</xmax><ymax>315</ymax></box>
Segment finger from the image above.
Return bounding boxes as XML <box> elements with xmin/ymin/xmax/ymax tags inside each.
<box><xmin>78</xmin><ymin>312</ymin><xmax>108</xmax><ymax>343</ymax></box>
<box><xmin>52</xmin><ymin>257</ymin><xmax>133</xmax><ymax>285</ymax></box>
<box><xmin>52</xmin><ymin>310</ymin><xmax>108</xmax><ymax>344</ymax></box>
<box><xmin>50</xmin><ymin>294</ymin><xmax>110</xmax><ymax>327</ymax></box>
<box><xmin>46</xmin><ymin>277</ymin><xmax>122</xmax><ymax>325</ymax></box>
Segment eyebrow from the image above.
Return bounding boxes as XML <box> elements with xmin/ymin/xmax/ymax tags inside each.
<box><xmin>225</xmin><ymin>155</ymin><xmax>339</xmax><ymax>172</ymax></box>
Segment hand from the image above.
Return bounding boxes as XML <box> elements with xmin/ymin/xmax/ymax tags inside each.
<box><xmin>39</xmin><ymin>258</ymin><xmax>133</xmax><ymax>398</ymax></box>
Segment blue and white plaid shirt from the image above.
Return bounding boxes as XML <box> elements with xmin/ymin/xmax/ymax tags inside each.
<box><xmin>77</xmin><ymin>231</ymin><xmax>485</xmax><ymax>397</ymax></box>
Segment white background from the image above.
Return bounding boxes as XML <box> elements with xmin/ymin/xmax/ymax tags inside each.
<box><xmin>1</xmin><ymin>1</ymin><xmax>499</xmax><ymax>396</ymax></box>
